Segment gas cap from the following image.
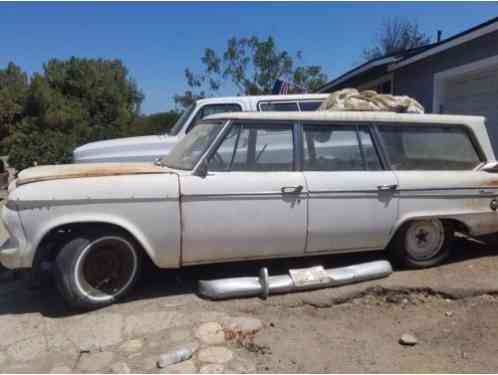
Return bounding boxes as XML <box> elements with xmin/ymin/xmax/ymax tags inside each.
<box><xmin>490</xmin><ymin>199</ymin><xmax>498</xmax><ymax>211</ymax></box>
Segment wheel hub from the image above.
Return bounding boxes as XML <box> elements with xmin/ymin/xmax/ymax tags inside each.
<box><xmin>405</xmin><ymin>220</ymin><xmax>445</xmax><ymax>261</ymax></box>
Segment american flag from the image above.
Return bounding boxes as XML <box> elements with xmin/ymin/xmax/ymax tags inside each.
<box><xmin>272</xmin><ymin>79</ymin><xmax>289</xmax><ymax>95</ymax></box>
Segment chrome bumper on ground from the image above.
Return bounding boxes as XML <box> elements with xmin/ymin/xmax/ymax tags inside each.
<box><xmin>199</xmin><ymin>260</ymin><xmax>393</xmax><ymax>300</ymax></box>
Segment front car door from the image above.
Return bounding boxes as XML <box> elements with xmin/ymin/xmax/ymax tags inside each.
<box><xmin>180</xmin><ymin>120</ymin><xmax>307</xmax><ymax>264</ymax></box>
<box><xmin>302</xmin><ymin>122</ymin><xmax>398</xmax><ymax>252</ymax></box>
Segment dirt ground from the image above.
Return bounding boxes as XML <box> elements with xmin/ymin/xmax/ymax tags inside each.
<box><xmin>2</xmin><ymin>195</ymin><xmax>498</xmax><ymax>372</ymax></box>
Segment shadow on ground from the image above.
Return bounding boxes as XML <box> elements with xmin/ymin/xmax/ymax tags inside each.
<box><xmin>0</xmin><ymin>235</ymin><xmax>496</xmax><ymax>318</ymax></box>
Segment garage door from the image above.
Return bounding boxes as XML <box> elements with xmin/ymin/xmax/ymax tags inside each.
<box><xmin>442</xmin><ymin>65</ymin><xmax>498</xmax><ymax>150</ymax></box>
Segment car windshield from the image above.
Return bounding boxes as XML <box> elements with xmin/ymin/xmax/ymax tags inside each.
<box><xmin>168</xmin><ymin>103</ymin><xmax>196</xmax><ymax>136</ymax></box>
<box><xmin>161</xmin><ymin>121</ymin><xmax>225</xmax><ymax>170</ymax></box>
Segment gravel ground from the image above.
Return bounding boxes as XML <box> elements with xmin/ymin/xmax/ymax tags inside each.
<box><xmin>1</xmin><ymin>195</ymin><xmax>498</xmax><ymax>372</ymax></box>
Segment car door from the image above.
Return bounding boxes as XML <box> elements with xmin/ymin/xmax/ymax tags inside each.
<box><xmin>180</xmin><ymin>121</ymin><xmax>307</xmax><ymax>264</ymax></box>
<box><xmin>302</xmin><ymin>122</ymin><xmax>398</xmax><ymax>253</ymax></box>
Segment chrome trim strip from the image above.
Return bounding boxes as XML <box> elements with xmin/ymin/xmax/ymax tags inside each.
<box><xmin>13</xmin><ymin>197</ymin><xmax>174</xmax><ymax>210</ymax></box>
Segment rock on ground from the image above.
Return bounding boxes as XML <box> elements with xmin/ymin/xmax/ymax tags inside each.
<box><xmin>399</xmin><ymin>333</ymin><xmax>418</xmax><ymax>346</ymax></box>
<box><xmin>198</xmin><ymin>346</ymin><xmax>233</xmax><ymax>364</ymax></box>
<box><xmin>195</xmin><ymin>322</ymin><xmax>226</xmax><ymax>345</ymax></box>
<box><xmin>118</xmin><ymin>338</ymin><xmax>144</xmax><ymax>353</ymax></box>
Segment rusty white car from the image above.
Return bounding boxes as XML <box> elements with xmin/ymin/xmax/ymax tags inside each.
<box><xmin>2</xmin><ymin>111</ymin><xmax>498</xmax><ymax>309</ymax></box>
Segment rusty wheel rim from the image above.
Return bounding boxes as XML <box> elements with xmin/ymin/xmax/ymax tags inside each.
<box><xmin>75</xmin><ymin>237</ymin><xmax>138</xmax><ymax>302</ymax></box>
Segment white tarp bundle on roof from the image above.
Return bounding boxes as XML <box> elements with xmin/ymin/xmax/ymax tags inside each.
<box><xmin>318</xmin><ymin>88</ymin><xmax>424</xmax><ymax>114</ymax></box>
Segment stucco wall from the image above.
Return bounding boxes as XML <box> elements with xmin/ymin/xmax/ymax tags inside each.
<box><xmin>393</xmin><ymin>30</ymin><xmax>498</xmax><ymax>112</ymax></box>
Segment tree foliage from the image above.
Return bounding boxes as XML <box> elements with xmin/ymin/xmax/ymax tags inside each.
<box><xmin>1</xmin><ymin>58</ymin><xmax>145</xmax><ymax>170</ymax></box>
<box><xmin>0</xmin><ymin>63</ymin><xmax>28</xmax><ymax>154</ymax></box>
<box><xmin>362</xmin><ymin>18</ymin><xmax>431</xmax><ymax>61</ymax></box>
<box><xmin>127</xmin><ymin>111</ymin><xmax>180</xmax><ymax>136</ymax></box>
<box><xmin>175</xmin><ymin>36</ymin><xmax>328</xmax><ymax>108</ymax></box>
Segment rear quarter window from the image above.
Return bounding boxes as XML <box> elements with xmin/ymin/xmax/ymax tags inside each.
<box><xmin>378</xmin><ymin>124</ymin><xmax>482</xmax><ymax>170</ymax></box>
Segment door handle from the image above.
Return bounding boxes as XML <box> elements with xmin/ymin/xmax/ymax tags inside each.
<box><xmin>377</xmin><ymin>184</ymin><xmax>398</xmax><ymax>191</ymax></box>
<box><xmin>281</xmin><ymin>185</ymin><xmax>303</xmax><ymax>194</ymax></box>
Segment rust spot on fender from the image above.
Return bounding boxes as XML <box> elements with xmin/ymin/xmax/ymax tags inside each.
<box><xmin>16</xmin><ymin>163</ymin><xmax>172</xmax><ymax>186</ymax></box>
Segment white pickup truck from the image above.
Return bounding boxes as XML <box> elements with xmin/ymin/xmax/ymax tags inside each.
<box><xmin>72</xmin><ymin>94</ymin><xmax>328</xmax><ymax>163</ymax></box>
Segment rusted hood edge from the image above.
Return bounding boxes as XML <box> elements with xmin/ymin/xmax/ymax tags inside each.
<box><xmin>16</xmin><ymin>163</ymin><xmax>172</xmax><ymax>186</ymax></box>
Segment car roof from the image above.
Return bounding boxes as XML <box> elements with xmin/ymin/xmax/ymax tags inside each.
<box><xmin>204</xmin><ymin>110</ymin><xmax>486</xmax><ymax>126</ymax></box>
<box><xmin>195</xmin><ymin>93</ymin><xmax>329</xmax><ymax>105</ymax></box>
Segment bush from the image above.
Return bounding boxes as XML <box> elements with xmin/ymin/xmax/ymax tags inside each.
<box><xmin>8</xmin><ymin>119</ymin><xmax>77</xmax><ymax>171</ymax></box>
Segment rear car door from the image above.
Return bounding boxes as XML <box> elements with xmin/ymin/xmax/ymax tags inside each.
<box><xmin>180</xmin><ymin>120</ymin><xmax>307</xmax><ymax>264</ymax></box>
<box><xmin>302</xmin><ymin>122</ymin><xmax>398</xmax><ymax>253</ymax></box>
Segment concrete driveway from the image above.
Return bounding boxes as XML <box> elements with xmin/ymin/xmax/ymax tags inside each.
<box><xmin>1</xmin><ymin>203</ymin><xmax>498</xmax><ymax>372</ymax></box>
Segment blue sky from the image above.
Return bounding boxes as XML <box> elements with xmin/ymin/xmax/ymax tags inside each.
<box><xmin>1</xmin><ymin>2</ymin><xmax>497</xmax><ymax>114</ymax></box>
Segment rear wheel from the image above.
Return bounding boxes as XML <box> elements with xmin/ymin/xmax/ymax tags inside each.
<box><xmin>389</xmin><ymin>219</ymin><xmax>453</xmax><ymax>269</ymax></box>
<box><xmin>55</xmin><ymin>231</ymin><xmax>141</xmax><ymax>309</ymax></box>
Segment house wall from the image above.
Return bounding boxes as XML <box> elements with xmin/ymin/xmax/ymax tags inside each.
<box><xmin>393</xmin><ymin>30</ymin><xmax>498</xmax><ymax>112</ymax></box>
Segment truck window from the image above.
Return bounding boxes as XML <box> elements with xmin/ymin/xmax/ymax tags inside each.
<box><xmin>258</xmin><ymin>101</ymin><xmax>299</xmax><ymax>112</ymax></box>
<box><xmin>378</xmin><ymin>125</ymin><xmax>482</xmax><ymax>170</ymax></box>
<box><xmin>187</xmin><ymin>103</ymin><xmax>242</xmax><ymax>133</ymax></box>
<box><xmin>299</xmin><ymin>101</ymin><xmax>322</xmax><ymax>111</ymax></box>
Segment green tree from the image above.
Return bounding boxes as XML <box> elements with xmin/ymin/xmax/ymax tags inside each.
<box><xmin>174</xmin><ymin>36</ymin><xmax>328</xmax><ymax>109</ymax></box>
<box><xmin>7</xmin><ymin>57</ymin><xmax>144</xmax><ymax>170</ymax></box>
<box><xmin>0</xmin><ymin>62</ymin><xmax>29</xmax><ymax>154</ymax></box>
<box><xmin>362</xmin><ymin>18</ymin><xmax>431</xmax><ymax>61</ymax></box>
<box><xmin>127</xmin><ymin>111</ymin><xmax>180</xmax><ymax>136</ymax></box>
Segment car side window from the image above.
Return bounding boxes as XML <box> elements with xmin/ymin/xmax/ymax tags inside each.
<box><xmin>303</xmin><ymin>124</ymin><xmax>382</xmax><ymax>171</ymax></box>
<box><xmin>187</xmin><ymin>103</ymin><xmax>242</xmax><ymax>133</ymax></box>
<box><xmin>258</xmin><ymin>102</ymin><xmax>299</xmax><ymax>112</ymax></box>
<box><xmin>378</xmin><ymin>125</ymin><xmax>482</xmax><ymax>170</ymax></box>
<box><xmin>208</xmin><ymin>123</ymin><xmax>295</xmax><ymax>172</ymax></box>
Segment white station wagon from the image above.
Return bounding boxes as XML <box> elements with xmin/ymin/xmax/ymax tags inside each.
<box><xmin>2</xmin><ymin>111</ymin><xmax>498</xmax><ymax>308</ymax></box>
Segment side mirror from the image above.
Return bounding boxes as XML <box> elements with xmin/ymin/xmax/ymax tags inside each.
<box><xmin>196</xmin><ymin>160</ymin><xmax>209</xmax><ymax>178</ymax></box>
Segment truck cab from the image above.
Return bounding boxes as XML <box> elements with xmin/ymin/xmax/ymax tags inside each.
<box><xmin>72</xmin><ymin>94</ymin><xmax>329</xmax><ymax>164</ymax></box>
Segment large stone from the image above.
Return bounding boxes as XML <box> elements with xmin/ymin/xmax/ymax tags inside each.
<box><xmin>198</xmin><ymin>346</ymin><xmax>233</xmax><ymax>364</ymax></box>
<box><xmin>399</xmin><ymin>333</ymin><xmax>418</xmax><ymax>346</ymax></box>
<box><xmin>110</xmin><ymin>362</ymin><xmax>131</xmax><ymax>373</ymax></box>
<box><xmin>159</xmin><ymin>359</ymin><xmax>197</xmax><ymax>374</ymax></box>
<box><xmin>65</xmin><ymin>313</ymin><xmax>123</xmax><ymax>351</ymax></box>
<box><xmin>6</xmin><ymin>335</ymin><xmax>47</xmax><ymax>361</ymax></box>
<box><xmin>195</xmin><ymin>322</ymin><xmax>226</xmax><ymax>345</ymax></box>
<box><xmin>125</xmin><ymin>311</ymin><xmax>181</xmax><ymax>337</ymax></box>
<box><xmin>119</xmin><ymin>338</ymin><xmax>144</xmax><ymax>353</ymax></box>
<box><xmin>76</xmin><ymin>351</ymin><xmax>114</xmax><ymax>372</ymax></box>
<box><xmin>222</xmin><ymin>317</ymin><xmax>263</xmax><ymax>340</ymax></box>
<box><xmin>200</xmin><ymin>363</ymin><xmax>225</xmax><ymax>373</ymax></box>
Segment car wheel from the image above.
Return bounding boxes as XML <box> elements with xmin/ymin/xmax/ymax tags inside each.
<box><xmin>389</xmin><ymin>219</ymin><xmax>453</xmax><ymax>269</ymax></box>
<box><xmin>55</xmin><ymin>231</ymin><xmax>141</xmax><ymax>309</ymax></box>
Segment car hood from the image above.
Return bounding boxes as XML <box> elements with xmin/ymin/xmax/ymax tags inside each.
<box><xmin>73</xmin><ymin>134</ymin><xmax>178</xmax><ymax>163</ymax></box>
<box><xmin>16</xmin><ymin>163</ymin><xmax>171</xmax><ymax>186</ymax></box>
